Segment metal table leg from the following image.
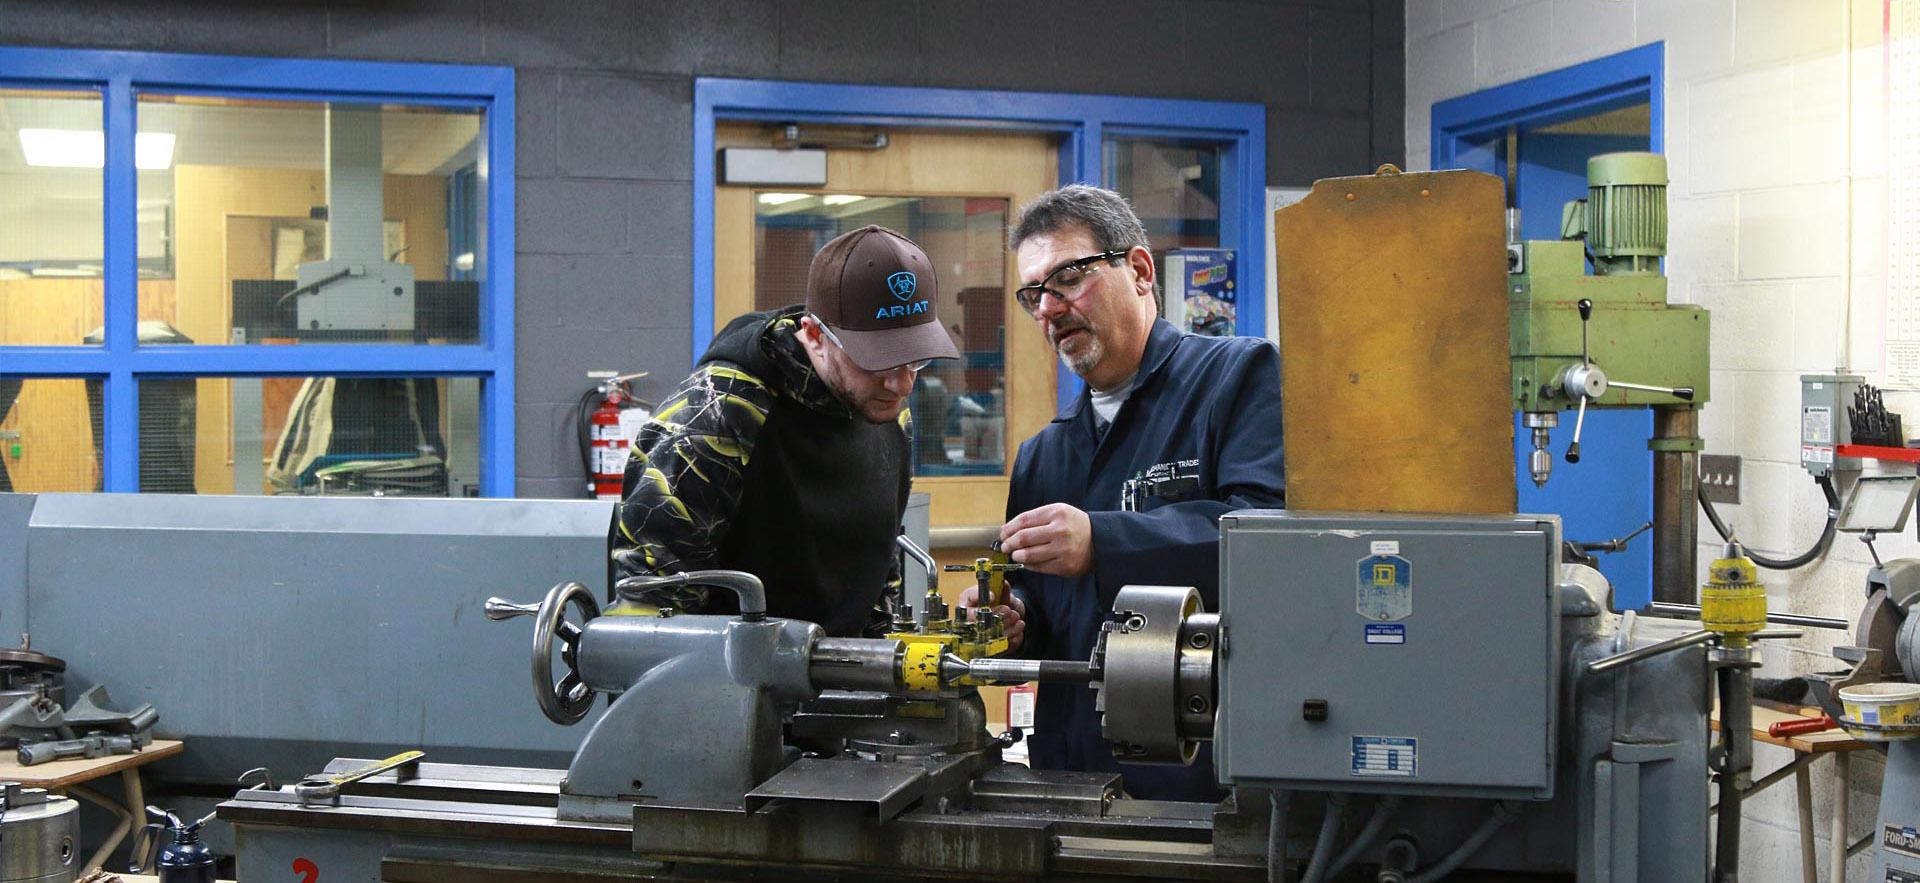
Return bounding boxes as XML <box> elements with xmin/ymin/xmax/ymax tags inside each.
<box><xmin>1797</xmin><ymin>762</ymin><xmax>1817</xmax><ymax>883</ymax></box>
<box><xmin>1830</xmin><ymin>752</ymin><xmax>1850</xmax><ymax>883</ymax></box>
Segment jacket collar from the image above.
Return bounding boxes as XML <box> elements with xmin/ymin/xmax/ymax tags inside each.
<box><xmin>761</xmin><ymin>308</ymin><xmax>856</xmax><ymax>419</ymax></box>
<box><xmin>1053</xmin><ymin>318</ymin><xmax>1185</xmax><ymax>425</ymax></box>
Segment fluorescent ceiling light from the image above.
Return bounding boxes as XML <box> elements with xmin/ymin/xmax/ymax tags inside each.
<box><xmin>136</xmin><ymin>133</ymin><xmax>175</xmax><ymax>170</ymax></box>
<box><xmin>756</xmin><ymin>192</ymin><xmax>810</xmax><ymax>206</ymax></box>
<box><xmin>822</xmin><ymin>194</ymin><xmax>866</xmax><ymax>206</ymax></box>
<box><xmin>17</xmin><ymin>129</ymin><xmax>177</xmax><ymax>170</ymax></box>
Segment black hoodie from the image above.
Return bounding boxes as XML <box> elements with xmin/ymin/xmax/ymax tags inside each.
<box><xmin>610</xmin><ymin>306</ymin><xmax>910</xmax><ymax>637</ymax></box>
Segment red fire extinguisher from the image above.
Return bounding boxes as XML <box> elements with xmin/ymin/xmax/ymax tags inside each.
<box><xmin>579</xmin><ymin>372</ymin><xmax>649</xmax><ymax>502</ymax></box>
<box><xmin>589</xmin><ymin>389</ymin><xmax>627</xmax><ymax>501</ymax></box>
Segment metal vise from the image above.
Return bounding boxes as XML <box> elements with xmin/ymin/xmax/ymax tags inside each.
<box><xmin>486</xmin><ymin>567</ymin><xmax>1013</xmax><ymax>823</ymax></box>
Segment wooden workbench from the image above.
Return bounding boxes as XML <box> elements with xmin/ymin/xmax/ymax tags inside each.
<box><xmin>0</xmin><ymin>739</ymin><xmax>183</xmax><ymax>787</ymax></box>
<box><xmin>1712</xmin><ymin>705</ymin><xmax>1872</xmax><ymax>882</ymax></box>
<box><xmin>0</xmin><ymin>740</ymin><xmax>184</xmax><ymax>873</ymax></box>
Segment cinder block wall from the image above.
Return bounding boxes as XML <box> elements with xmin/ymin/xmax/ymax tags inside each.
<box><xmin>1</xmin><ymin>0</ymin><xmax>1405</xmax><ymax>497</ymax></box>
<box><xmin>1406</xmin><ymin>2</ymin><xmax>1892</xmax><ymax>879</ymax></box>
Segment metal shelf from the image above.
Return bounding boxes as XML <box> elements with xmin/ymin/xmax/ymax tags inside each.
<box><xmin>1835</xmin><ymin>443</ymin><xmax>1920</xmax><ymax>463</ymax></box>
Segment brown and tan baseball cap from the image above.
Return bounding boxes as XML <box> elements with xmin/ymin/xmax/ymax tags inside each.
<box><xmin>807</xmin><ymin>225</ymin><xmax>961</xmax><ymax>371</ymax></box>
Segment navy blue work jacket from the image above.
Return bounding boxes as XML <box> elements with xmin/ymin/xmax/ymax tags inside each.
<box><xmin>1006</xmin><ymin>318</ymin><xmax>1285</xmax><ymax>802</ymax></box>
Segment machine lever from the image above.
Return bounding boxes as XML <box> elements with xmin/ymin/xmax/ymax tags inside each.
<box><xmin>616</xmin><ymin>570</ymin><xmax>766</xmax><ymax>622</ymax></box>
<box><xmin>1608</xmin><ymin>380</ymin><xmax>1696</xmax><ymax>401</ymax></box>
<box><xmin>1566</xmin><ymin>394</ymin><xmax>1588</xmax><ymax>463</ymax></box>
<box><xmin>1588</xmin><ymin>628</ymin><xmax>1716</xmax><ymax>674</ymax></box>
<box><xmin>484</xmin><ymin>598</ymin><xmax>539</xmax><ymax>621</ymax></box>
<box><xmin>1575</xmin><ymin>521</ymin><xmax>1653</xmax><ymax>554</ymax></box>
<box><xmin>1577</xmin><ymin>298</ymin><xmax>1593</xmax><ymax>354</ymax></box>
<box><xmin>1644</xmin><ymin>602</ymin><xmax>1849</xmax><ymax>631</ymax></box>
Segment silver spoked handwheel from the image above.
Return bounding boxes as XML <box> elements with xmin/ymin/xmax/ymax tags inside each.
<box><xmin>484</xmin><ymin>581</ymin><xmax>602</xmax><ymax>725</ymax></box>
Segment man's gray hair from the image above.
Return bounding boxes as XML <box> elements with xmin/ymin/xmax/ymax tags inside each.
<box><xmin>1008</xmin><ymin>184</ymin><xmax>1149</xmax><ymax>254</ymax></box>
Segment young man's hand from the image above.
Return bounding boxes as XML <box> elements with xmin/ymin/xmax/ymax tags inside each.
<box><xmin>958</xmin><ymin>585</ymin><xmax>1026</xmax><ymax>652</ymax></box>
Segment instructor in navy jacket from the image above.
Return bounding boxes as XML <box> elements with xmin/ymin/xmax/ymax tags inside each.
<box><xmin>964</xmin><ymin>185</ymin><xmax>1286</xmax><ymax>802</ymax></box>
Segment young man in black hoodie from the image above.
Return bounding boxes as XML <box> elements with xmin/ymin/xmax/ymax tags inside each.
<box><xmin>609</xmin><ymin>226</ymin><xmax>962</xmax><ymax>638</ymax></box>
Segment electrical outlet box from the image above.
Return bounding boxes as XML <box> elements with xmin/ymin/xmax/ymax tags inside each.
<box><xmin>1802</xmin><ymin>374</ymin><xmax>1864</xmax><ymax>477</ymax></box>
<box><xmin>1700</xmin><ymin>454</ymin><xmax>1741</xmax><ymax>504</ymax></box>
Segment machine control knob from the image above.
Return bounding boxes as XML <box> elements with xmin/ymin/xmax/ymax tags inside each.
<box><xmin>1303</xmin><ymin>698</ymin><xmax>1329</xmax><ymax>722</ymax></box>
<box><xmin>484</xmin><ymin>598</ymin><xmax>538</xmax><ymax>621</ymax></box>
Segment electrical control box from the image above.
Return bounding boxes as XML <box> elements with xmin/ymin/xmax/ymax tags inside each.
<box><xmin>1801</xmin><ymin>374</ymin><xmax>1864</xmax><ymax>477</ymax></box>
<box><xmin>1215</xmin><ymin>511</ymin><xmax>1561</xmax><ymax>800</ymax></box>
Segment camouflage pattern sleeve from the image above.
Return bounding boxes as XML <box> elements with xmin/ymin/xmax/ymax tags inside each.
<box><xmin>609</xmin><ymin>362</ymin><xmax>773</xmax><ymax>612</ymax></box>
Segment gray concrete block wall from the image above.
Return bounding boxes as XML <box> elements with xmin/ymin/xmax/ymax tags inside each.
<box><xmin>0</xmin><ymin>0</ymin><xmax>1403</xmax><ymax>498</ymax></box>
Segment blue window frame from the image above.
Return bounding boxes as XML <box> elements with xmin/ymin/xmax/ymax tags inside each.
<box><xmin>0</xmin><ymin>47</ymin><xmax>516</xmax><ymax>495</ymax></box>
<box><xmin>693</xmin><ymin>78</ymin><xmax>1265</xmax><ymax>410</ymax></box>
<box><xmin>1431</xmin><ymin>43</ymin><xmax>1664</xmax><ymax>610</ymax></box>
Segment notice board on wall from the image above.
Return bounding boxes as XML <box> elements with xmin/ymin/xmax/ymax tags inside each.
<box><xmin>1274</xmin><ymin>167</ymin><xmax>1517</xmax><ymax>515</ymax></box>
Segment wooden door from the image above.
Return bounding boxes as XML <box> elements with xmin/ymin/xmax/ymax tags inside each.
<box><xmin>713</xmin><ymin>123</ymin><xmax>1059</xmax><ymax>532</ymax></box>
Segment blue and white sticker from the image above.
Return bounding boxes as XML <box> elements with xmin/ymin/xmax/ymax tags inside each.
<box><xmin>1352</xmin><ymin>736</ymin><xmax>1417</xmax><ymax>777</ymax></box>
<box><xmin>1356</xmin><ymin>554</ymin><xmax>1413</xmax><ymax>621</ymax></box>
<box><xmin>1365</xmin><ymin>623</ymin><xmax>1406</xmax><ymax>645</ymax></box>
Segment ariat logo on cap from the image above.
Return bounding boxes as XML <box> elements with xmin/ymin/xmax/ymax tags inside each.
<box><xmin>874</xmin><ymin>300</ymin><xmax>930</xmax><ymax>320</ymax></box>
<box><xmin>876</xmin><ymin>269</ymin><xmax>927</xmax><ymax>319</ymax></box>
<box><xmin>887</xmin><ymin>271</ymin><xmax>918</xmax><ymax>301</ymax></box>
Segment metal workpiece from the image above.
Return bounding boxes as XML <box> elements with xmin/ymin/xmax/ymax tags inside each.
<box><xmin>942</xmin><ymin>656</ymin><xmax>1095</xmax><ymax>685</ymax></box>
<box><xmin>0</xmin><ymin>784</ymin><xmax>78</xmax><ymax>883</ymax></box>
<box><xmin>942</xmin><ymin>555</ymin><xmax>1023</xmax><ymax>611</ymax></box>
<box><xmin>615</xmin><ymin>569</ymin><xmax>767</xmax><ymax>621</ymax></box>
<box><xmin>808</xmin><ymin>637</ymin><xmax>904</xmax><ymax>693</ymax></box>
<box><xmin>1095</xmin><ymin>586</ymin><xmax>1218</xmax><ymax>766</ymax></box>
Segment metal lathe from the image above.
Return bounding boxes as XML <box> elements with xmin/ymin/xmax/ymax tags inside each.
<box><xmin>215</xmin><ymin>510</ymin><xmax>1745</xmax><ymax>882</ymax></box>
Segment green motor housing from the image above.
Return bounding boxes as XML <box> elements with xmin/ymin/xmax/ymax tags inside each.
<box><xmin>1559</xmin><ymin>151</ymin><xmax>1668</xmax><ymax>276</ymax></box>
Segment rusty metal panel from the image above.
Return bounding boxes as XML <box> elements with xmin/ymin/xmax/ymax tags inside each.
<box><xmin>1275</xmin><ymin>168</ymin><xmax>1516</xmax><ymax>514</ymax></box>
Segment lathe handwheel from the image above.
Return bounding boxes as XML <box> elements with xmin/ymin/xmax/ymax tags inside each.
<box><xmin>529</xmin><ymin>581</ymin><xmax>601</xmax><ymax>725</ymax></box>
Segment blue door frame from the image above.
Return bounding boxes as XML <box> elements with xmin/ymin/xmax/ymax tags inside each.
<box><xmin>1432</xmin><ymin>43</ymin><xmax>1665</xmax><ymax>609</ymax></box>
<box><xmin>0</xmin><ymin>47</ymin><xmax>516</xmax><ymax>495</ymax></box>
<box><xmin>693</xmin><ymin>78</ymin><xmax>1265</xmax><ymax>411</ymax></box>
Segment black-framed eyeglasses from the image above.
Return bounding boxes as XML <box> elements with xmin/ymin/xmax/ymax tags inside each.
<box><xmin>1013</xmin><ymin>250</ymin><xmax>1129</xmax><ymax>315</ymax></box>
<box><xmin>809</xmin><ymin>315</ymin><xmax>933</xmax><ymax>374</ymax></box>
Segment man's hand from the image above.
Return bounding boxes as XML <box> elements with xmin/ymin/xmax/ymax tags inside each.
<box><xmin>1000</xmin><ymin>503</ymin><xmax>1093</xmax><ymax>578</ymax></box>
<box><xmin>959</xmin><ymin>585</ymin><xmax>1026</xmax><ymax>653</ymax></box>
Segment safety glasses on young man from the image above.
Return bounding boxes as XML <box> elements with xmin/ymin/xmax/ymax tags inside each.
<box><xmin>1013</xmin><ymin>249</ymin><xmax>1129</xmax><ymax>315</ymax></box>
<box><xmin>809</xmin><ymin>315</ymin><xmax>934</xmax><ymax>374</ymax></box>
